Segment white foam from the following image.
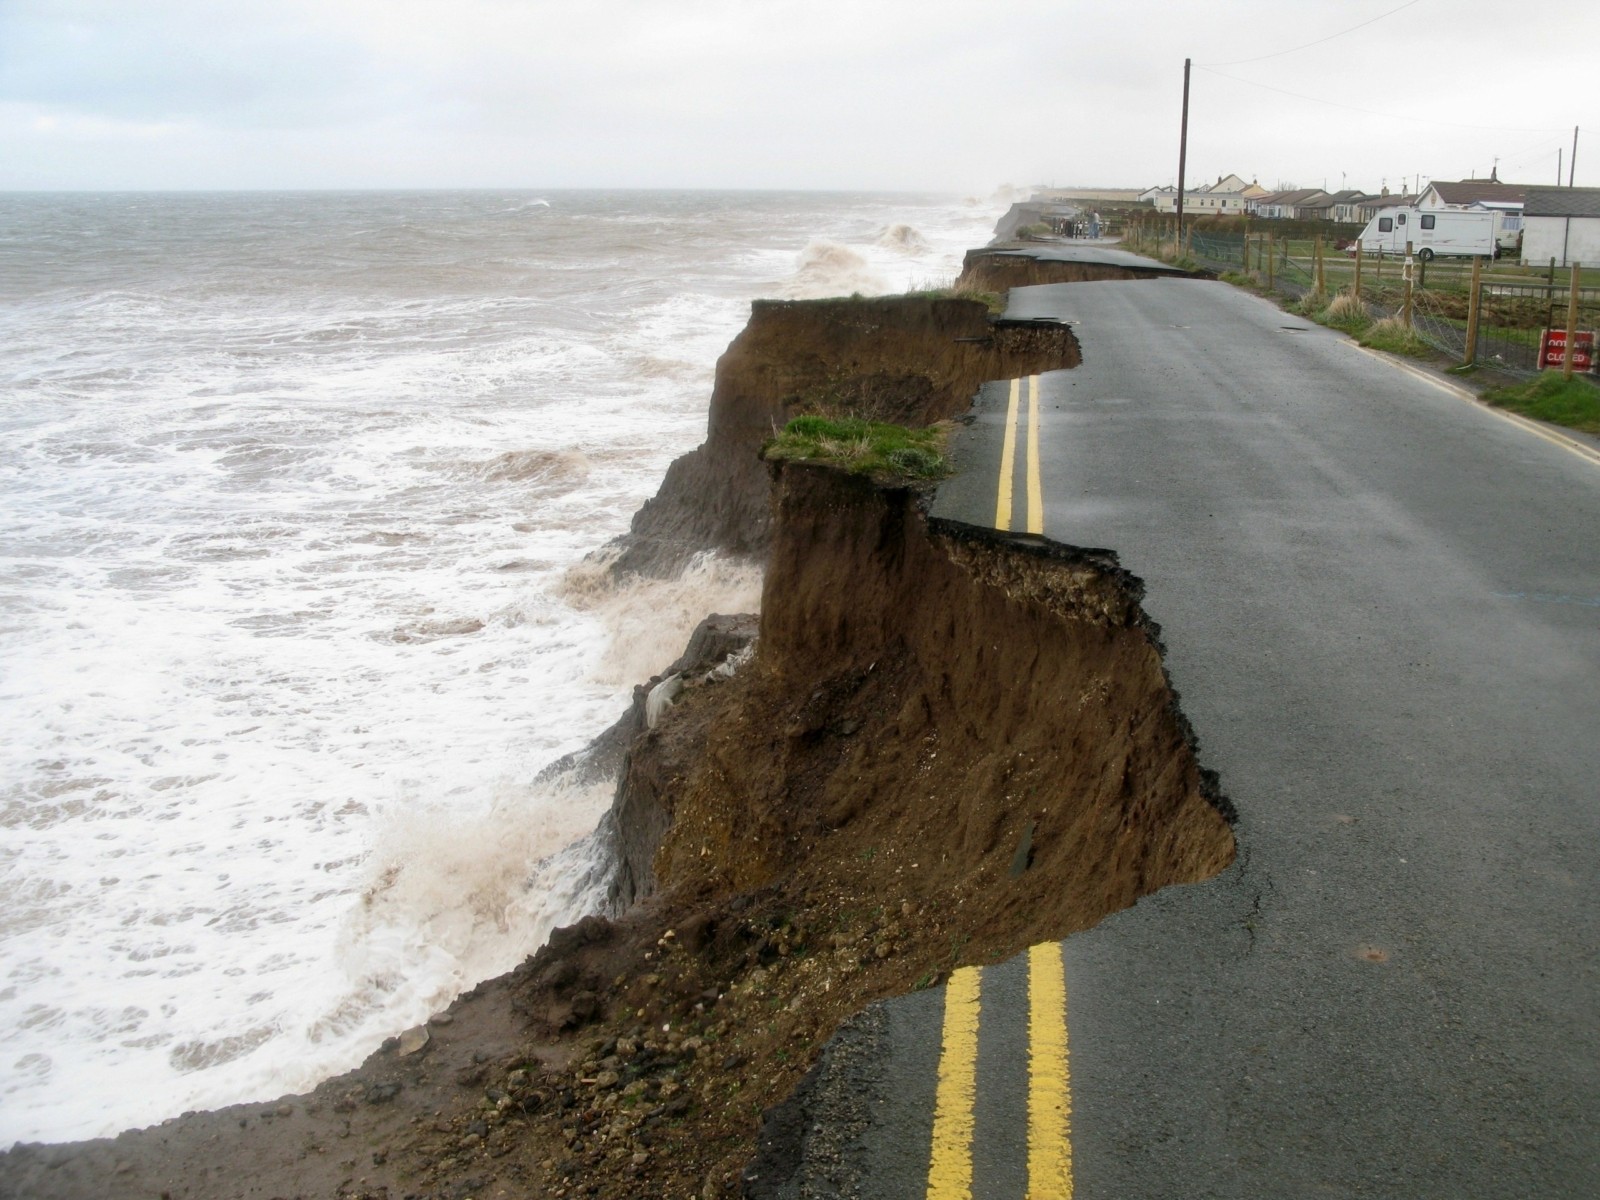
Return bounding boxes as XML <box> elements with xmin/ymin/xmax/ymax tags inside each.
<box><xmin>0</xmin><ymin>189</ymin><xmax>1008</xmax><ymax>1146</ymax></box>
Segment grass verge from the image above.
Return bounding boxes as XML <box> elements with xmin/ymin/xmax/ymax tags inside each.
<box><xmin>763</xmin><ymin>415</ymin><xmax>951</xmax><ymax>480</ymax></box>
<box><xmin>1482</xmin><ymin>372</ymin><xmax>1600</xmax><ymax>435</ymax></box>
<box><xmin>1356</xmin><ymin>316</ymin><xmax>1433</xmax><ymax>358</ymax></box>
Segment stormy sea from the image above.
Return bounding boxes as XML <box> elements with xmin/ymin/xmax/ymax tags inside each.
<box><xmin>0</xmin><ymin>188</ymin><xmax>1008</xmax><ymax>1145</ymax></box>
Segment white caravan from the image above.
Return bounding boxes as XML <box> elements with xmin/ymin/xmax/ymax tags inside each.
<box><xmin>1357</xmin><ymin>206</ymin><xmax>1496</xmax><ymax>260</ymax></box>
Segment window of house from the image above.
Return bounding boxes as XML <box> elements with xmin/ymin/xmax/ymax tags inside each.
<box><xmin>1421</xmin><ymin>214</ymin><xmax>1436</xmax><ymax>229</ymax></box>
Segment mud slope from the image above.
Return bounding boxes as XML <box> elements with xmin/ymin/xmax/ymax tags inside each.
<box><xmin>512</xmin><ymin>460</ymin><xmax>1237</xmax><ymax>1197</ymax></box>
<box><xmin>616</xmin><ymin>461</ymin><xmax>1235</xmax><ymax>919</ymax></box>
<box><xmin>0</xmin><ymin>459</ymin><xmax>1236</xmax><ymax>1200</ymax></box>
<box><xmin>609</xmin><ymin>295</ymin><xmax>1079</xmax><ymax>578</ymax></box>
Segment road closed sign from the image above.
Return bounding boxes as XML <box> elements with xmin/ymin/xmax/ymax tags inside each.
<box><xmin>1539</xmin><ymin>328</ymin><xmax>1596</xmax><ymax>372</ymax></box>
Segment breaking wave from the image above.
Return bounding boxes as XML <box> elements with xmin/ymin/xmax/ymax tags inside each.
<box><xmin>876</xmin><ymin>223</ymin><xmax>932</xmax><ymax>255</ymax></box>
<box><xmin>560</xmin><ymin>551</ymin><xmax>764</xmax><ymax>687</ymax></box>
<box><xmin>782</xmin><ymin>240</ymin><xmax>891</xmax><ymax>299</ymax></box>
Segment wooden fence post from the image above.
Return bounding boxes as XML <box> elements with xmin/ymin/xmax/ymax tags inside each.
<box><xmin>1353</xmin><ymin>241</ymin><xmax>1364</xmax><ymax>296</ymax></box>
<box><xmin>1464</xmin><ymin>255</ymin><xmax>1484</xmax><ymax>366</ymax></box>
<box><xmin>1565</xmin><ymin>261</ymin><xmax>1582</xmax><ymax>379</ymax></box>
<box><xmin>1266</xmin><ymin>232</ymin><xmax>1275</xmax><ymax>288</ymax></box>
<box><xmin>1315</xmin><ymin>235</ymin><xmax>1326</xmax><ymax>296</ymax></box>
<box><xmin>1403</xmin><ymin>240</ymin><xmax>1414</xmax><ymax>329</ymax></box>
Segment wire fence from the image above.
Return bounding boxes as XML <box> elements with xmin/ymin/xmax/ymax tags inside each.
<box><xmin>1124</xmin><ymin>224</ymin><xmax>1599</xmax><ymax>378</ymax></box>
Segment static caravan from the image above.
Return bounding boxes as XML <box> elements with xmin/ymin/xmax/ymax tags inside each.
<box><xmin>1358</xmin><ymin>206</ymin><xmax>1495</xmax><ymax>260</ymax></box>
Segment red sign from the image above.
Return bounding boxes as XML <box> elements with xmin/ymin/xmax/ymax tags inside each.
<box><xmin>1539</xmin><ymin>328</ymin><xmax>1596</xmax><ymax>371</ymax></box>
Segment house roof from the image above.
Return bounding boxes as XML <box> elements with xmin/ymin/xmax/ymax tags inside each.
<box><xmin>1201</xmin><ymin>173</ymin><xmax>1256</xmax><ymax>194</ymax></box>
<box><xmin>1256</xmin><ymin>188</ymin><xmax>1327</xmax><ymax>207</ymax></box>
<box><xmin>1522</xmin><ymin>186</ymin><xmax>1600</xmax><ymax>218</ymax></box>
<box><xmin>1428</xmin><ymin>180</ymin><xmax>1528</xmax><ymax>206</ymax></box>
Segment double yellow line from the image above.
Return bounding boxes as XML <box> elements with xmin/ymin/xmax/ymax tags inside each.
<box><xmin>995</xmin><ymin>375</ymin><xmax>1045</xmax><ymax>535</ymax></box>
<box><xmin>926</xmin><ymin>943</ymin><xmax>1074</xmax><ymax>1198</ymax></box>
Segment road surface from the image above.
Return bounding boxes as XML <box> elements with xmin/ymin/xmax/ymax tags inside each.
<box><xmin>761</xmin><ymin>270</ymin><xmax>1600</xmax><ymax>1198</ymax></box>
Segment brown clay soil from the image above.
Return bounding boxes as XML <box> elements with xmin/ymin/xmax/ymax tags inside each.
<box><xmin>608</xmin><ymin>295</ymin><xmax>1080</xmax><ymax>578</ymax></box>
<box><xmin>2</xmin><ymin>461</ymin><xmax>1235</xmax><ymax>1200</ymax></box>
<box><xmin>956</xmin><ymin>249</ymin><xmax>1205</xmax><ymax>292</ymax></box>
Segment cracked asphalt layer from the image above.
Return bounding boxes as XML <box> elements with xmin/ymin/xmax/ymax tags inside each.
<box><xmin>767</xmin><ymin>273</ymin><xmax>1600</xmax><ymax>1198</ymax></box>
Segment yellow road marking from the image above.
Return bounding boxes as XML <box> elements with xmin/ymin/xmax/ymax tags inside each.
<box><xmin>1026</xmin><ymin>374</ymin><xmax>1044</xmax><ymax>534</ymax></box>
<box><xmin>926</xmin><ymin>966</ymin><xmax>982</xmax><ymax>1199</ymax></box>
<box><xmin>997</xmin><ymin>376</ymin><xmax>1046</xmax><ymax>533</ymax></box>
<box><xmin>1027</xmin><ymin>942</ymin><xmax>1074</xmax><ymax>1199</ymax></box>
<box><xmin>996</xmin><ymin>377</ymin><xmax>1021</xmax><ymax>530</ymax></box>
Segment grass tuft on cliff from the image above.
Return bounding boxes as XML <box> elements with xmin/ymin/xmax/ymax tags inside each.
<box><xmin>903</xmin><ymin>285</ymin><xmax>1007</xmax><ymax>315</ymax></box>
<box><xmin>764</xmin><ymin>415</ymin><xmax>951</xmax><ymax>480</ymax></box>
<box><xmin>1482</xmin><ymin>371</ymin><xmax>1600</xmax><ymax>434</ymax></box>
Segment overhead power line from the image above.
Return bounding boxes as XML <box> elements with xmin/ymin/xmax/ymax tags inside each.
<box><xmin>1195</xmin><ymin>66</ymin><xmax>1569</xmax><ymax>135</ymax></box>
<box><xmin>1203</xmin><ymin>0</ymin><xmax>1428</xmax><ymax>67</ymax></box>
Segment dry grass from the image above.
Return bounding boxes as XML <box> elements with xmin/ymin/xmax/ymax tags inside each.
<box><xmin>1321</xmin><ymin>290</ymin><xmax>1373</xmax><ymax>333</ymax></box>
<box><xmin>1358</xmin><ymin>316</ymin><xmax>1432</xmax><ymax>358</ymax></box>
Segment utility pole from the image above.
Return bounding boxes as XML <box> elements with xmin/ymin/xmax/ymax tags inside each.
<box><xmin>1176</xmin><ymin>58</ymin><xmax>1191</xmax><ymax>245</ymax></box>
<box><xmin>1571</xmin><ymin>126</ymin><xmax>1580</xmax><ymax>186</ymax></box>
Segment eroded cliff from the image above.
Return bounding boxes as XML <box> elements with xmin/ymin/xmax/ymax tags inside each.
<box><xmin>609</xmin><ymin>295</ymin><xmax>1080</xmax><ymax>577</ymax></box>
<box><xmin>958</xmin><ymin>247</ymin><xmax>1196</xmax><ymax>290</ymax></box>
<box><xmin>0</xmin><ymin>287</ymin><xmax>1234</xmax><ymax>1200</ymax></box>
<box><xmin>484</xmin><ymin>460</ymin><xmax>1236</xmax><ymax>1198</ymax></box>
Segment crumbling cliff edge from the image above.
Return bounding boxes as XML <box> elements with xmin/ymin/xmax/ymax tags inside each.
<box><xmin>608</xmin><ymin>294</ymin><xmax>1080</xmax><ymax>577</ymax></box>
<box><xmin>0</xmin><ymin>276</ymin><xmax>1236</xmax><ymax>1200</ymax></box>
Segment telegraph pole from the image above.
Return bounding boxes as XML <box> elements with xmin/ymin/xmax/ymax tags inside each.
<box><xmin>1176</xmin><ymin>58</ymin><xmax>1191</xmax><ymax>245</ymax></box>
<box><xmin>1571</xmin><ymin>126</ymin><xmax>1580</xmax><ymax>186</ymax></box>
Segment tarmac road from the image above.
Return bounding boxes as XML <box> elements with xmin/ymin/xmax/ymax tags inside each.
<box><xmin>757</xmin><ymin>271</ymin><xmax>1600</xmax><ymax>1198</ymax></box>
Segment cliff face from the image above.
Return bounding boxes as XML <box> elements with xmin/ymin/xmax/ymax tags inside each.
<box><xmin>608</xmin><ymin>296</ymin><xmax>1080</xmax><ymax>577</ymax></box>
<box><xmin>958</xmin><ymin>247</ymin><xmax>1182</xmax><ymax>290</ymax></box>
<box><xmin>612</xmin><ymin>462</ymin><xmax>1233</xmax><ymax>936</ymax></box>
<box><xmin>0</xmin><ymin>287</ymin><xmax>1233</xmax><ymax>1200</ymax></box>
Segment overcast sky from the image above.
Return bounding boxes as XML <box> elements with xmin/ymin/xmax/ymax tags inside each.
<box><xmin>0</xmin><ymin>0</ymin><xmax>1593</xmax><ymax>193</ymax></box>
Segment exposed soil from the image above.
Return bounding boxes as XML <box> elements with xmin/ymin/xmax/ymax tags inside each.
<box><xmin>0</xmin><ymin>459</ymin><xmax>1235</xmax><ymax>1200</ymax></box>
<box><xmin>607</xmin><ymin>295</ymin><xmax>1080</xmax><ymax>578</ymax></box>
<box><xmin>956</xmin><ymin>248</ymin><xmax>1205</xmax><ymax>292</ymax></box>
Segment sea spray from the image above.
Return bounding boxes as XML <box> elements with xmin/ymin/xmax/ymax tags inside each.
<box><xmin>0</xmin><ymin>188</ymin><xmax>1007</xmax><ymax>1146</ymax></box>
<box><xmin>562</xmin><ymin>551</ymin><xmax>766</xmax><ymax>688</ymax></box>
<box><xmin>783</xmin><ymin>240</ymin><xmax>892</xmax><ymax>299</ymax></box>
